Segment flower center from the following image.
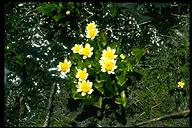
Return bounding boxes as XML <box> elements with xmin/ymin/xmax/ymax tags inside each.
<box><xmin>105</xmin><ymin>51</ymin><xmax>114</xmax><ymax>59</ymax></box>
<box><xmin>61</xmin><ymin>63</ymin><xmax>69</xmax><ymax>72</ymax></box>
<box><xmin>88</xmin><ymin>29</ymin><xmax>97</xmax><ymax>37</ymax></box>
<box><xmin>104</xmin><ymin>61</ymin><xmax>114</xmax><ymax>71</ymax></box>
<box><xmin>82</xmin><ymin>47</ymin><xmax>91</xmax><ymax>56</ymax></box>
<box><xmin>178</xmin><ymin>82</ymin><xmax>184</xmax><ymax>87</ymax></box>
<box><xmin>74</xmin><ymin>46</ymin><xmax>81</xmax><ymax>52</ymax></box>
<box><xmin>79</xmin><ymin>71</ymin><xmax>86</xmax><ymax>79</ymax></box>
<box><xmin>80</xmin><ymin>82</ymin><xmax>90</xmax><ymax>93</ymax></box>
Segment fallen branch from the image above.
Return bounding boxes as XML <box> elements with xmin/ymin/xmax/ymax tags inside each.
<box><xmin>43</xmin><ymin>84</ymin><xmax>57</xmax><ymax>127</ymax></box>
<box><xmin>138</xmin><ymin>20</ymin><xmax>152</xmax><ymax>26</ymax></box>
<box><xmin>133</xmin><ymin>109</ymin><xmax>190</xmax><ymax>127</ymax></box>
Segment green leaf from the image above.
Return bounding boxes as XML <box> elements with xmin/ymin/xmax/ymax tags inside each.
<box><xmin>53</xmin><ymin>14</ymin><xmax>62</xmax><ymax>22</ymax></box>
<box><xmin>105</xmin><ymin>80</ymin><xmax>116</xmax><ymax>95</ymax></box>
<box><xmin>71</xmin><ymin>88</ymin><xmax>84</xmax><ymax>100</ymax></box>
<box><xmin>100</xmin><ymin>72</ymin><xmax>109</xmax><ymax>81</ymax></box>
<box><xmin>132</xmin><ymin>48</ymin><xmax>145</xmax><ymax>64</ymax></box>
<box><xmin>59</xmin><ymin>2</ymin><xmax>63</xmax><ymax>8</ymax></box>
<box><xmin>36</xmin><ymin>3</ymin><xmax>57</xmax><ymax>16</ymax></box>
<box><xmin>115</xmin><ymin>91</ymin><xmax>127</xmax><ymax>108</ymax></box>
<box><xmin>116</xmin><ymin>72</ymin><xmax>128</xmax><ymax>86</ymax></box>
<box><xmin>95</xmin><ymin>50</ymin><xmax>101</xmax><ymax>60</ymax></box>
<box><xmin>127</xmin><ymin>61</ymin><xmax>133</xmax><ymax>72</ymax></box>
<box><xmin>120</xmin><ymin>91</ymin><xmax>127</xmax><ymax>108</ymax></box>
<box><xmin>108</xmin><ymin>3</ymin><xmax>117</xmax><ymax>17</ymax></box>
<box><xmin>72</xmin><ymin>92</ymin><xmax>85</xmax><ymax>100</ymax></box>
<box><xmin>105</xmin><ymin>104</ymin><xmax>110</xmax><ymax>109</ymax></box>
<box><xmin>109</xmin><ymin>42</ymin><xmax>118</xmax><ymax>49</ymax></box>
<box><xmin>57</xmin><ymin>7</ymin><xmax>62</xmax><ymax>14</ymax></box>
<box><xmin>115</xmin><ymin>97</ymin><xmax>122</xmax><ymax>105</ymax></box>
<box><xmin>93</xmin><ymin>97</ymin><xmax>103</xmax><ymax>108</ymax></box>
<box><xmin>96</xmin><ymin>40</ymin><xmax>102</xmax><ymax>51</ymax></box>
<box><xmin>98</xmin><ymin>32</ymin><xmax>107</xmax><ymax>47</ymax></box>
<box><xmin>15</xmin><ymin>54</ymin><xmax>24</xmax><ymax>65</ymax></box>
<box><xmin>94</xmin><ymin>82</ymin><xmax>104</xmax><ymax>94</ymax></box>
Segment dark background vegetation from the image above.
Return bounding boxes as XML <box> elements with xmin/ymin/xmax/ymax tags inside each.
<box><xmin>4</xmin><ymin>2</ymin><xmax>190</xmax><ymax>127</ymax></box>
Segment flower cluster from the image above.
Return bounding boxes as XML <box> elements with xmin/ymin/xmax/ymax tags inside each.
<box><xmin>75</xmin><ymin>68</ymin><xmax>94</xmax><ymax>96</ymax></box>
<box><xmin>57</xmin><ymin>21</ymin><xmax>120</xmax><ymax>98</ymax></box>
<box><xmin>70</xmin><ymin>42</ymin><xmax>94</xmax><ymax>96</ymax></box>
<box><xmin>86</xmin><ymin>21</ymin><xmax>99</xmax><ymax>40</ymax></box>
<box><xmin>71</xmin><ymin>43</ymin><xmax>93</xmax><ymax>59</ymax></box>
<box><xmin>99</xmin><ymin>47</ymin><xmax>118</xmax><ymax>74</ymax></box>
<box><xmin>57</xmin><ymin>22</ymin><xmax>99</xmax><ymax>96</ymax></box>
<box><xmin>54</xmin><ymin>20</ymin><xmax>148</xmax><ymax>109</ymax></box>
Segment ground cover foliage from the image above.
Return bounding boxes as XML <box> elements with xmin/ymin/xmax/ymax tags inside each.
<box><xmin>4</xmin><ymin>2</ymin><xmax>190</xmax><ymax>127</ymax></box>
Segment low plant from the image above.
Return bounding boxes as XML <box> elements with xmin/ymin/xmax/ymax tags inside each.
<box><xmin>56</xmin><ymin>21</ymin><xmax>147</xmax><ymax>113</ymax></box>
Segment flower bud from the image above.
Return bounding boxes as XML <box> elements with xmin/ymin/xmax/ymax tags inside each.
<box><xmin>88</xmin><ymin>64</ymin><xmax>92</xmax><ymax>68</ymax></box>
<box><xmin>80</xmin><ymin>34</ymin><xmax>84</xmax><ymax>38</ymax></box>
<box><xmin>120</xmin><ymin>54</ymin><xmax>126</xmax><ymax>59</ymax></box>
<box><xmin>66</xmin><ymin>10</ymin><xmax>70</xmax><ymax>15</ymax></box>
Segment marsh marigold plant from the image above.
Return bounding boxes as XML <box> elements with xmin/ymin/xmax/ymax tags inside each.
<box><xmin>56</xmin><ymin>21</ymin><xmax>146</xmax><ymax>109</ymax></box>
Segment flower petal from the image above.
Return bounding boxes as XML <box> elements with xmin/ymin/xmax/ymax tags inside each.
<box><xmin>101</xmin><ymin>68</ymin><xmax>106</xmax><ymax>72</ymax></box>
<box><xmin>61</xmin><ymin>72</ymin><xmax>66</xmax><ymax>76</ymax></box>
<box><xmin>108</xmin><ymin>71</ymin><xmax>112</xmax><ymax>74</ymax></box>
<box><xmin>89</xmin><ymin>82</ymin><xmax>93</xmax><ymax>88</ymax></box>
<box><xmin>81</xmin><ymin>92</ymin><xmax>86</xmax><ymax>96</ymax></box>
<box><xmin>85</xmin><ymin>43</ymin><xmax>90</xmax><ymax>48</ymax></box>
<box><xmin>112</xmin><ymin>49</ymin><xmax>116</xmax><ymax>53</ymax></box>
<box><xmin>88</xmin><ymin>89</ymin><xmax>94</xmax><ymax>94</ymax></box>
<box><xmin>77</xmin><ymin>88</ymin><xmax>81</xmax><ymax>92</ymax></box>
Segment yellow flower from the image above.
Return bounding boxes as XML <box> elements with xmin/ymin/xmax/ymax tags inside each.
<box><xmin>86</xmin><ymin>28</ymin><xmax>99</xmax><ymax>40</ymax></box>
<box><xmin>57</xmin><ymin>59</ymin><xmax>71</xmax><ymax>75</ymax></box>
<box><xmin>76</xmin><ymin>80</ymin><xmax>94</xmax><ymax>96</ymax></box>
<box><xmin>86</xmin><ymin>21</ymin><xmax>96</xmax><ymax>31</ymax></box>
<box><xmin>99</xmin><ymin>59</ymin><xmax>117</xmax><ymax>74</ymax></box>
<box><xmin>80</xmin><ymin>43</ymin><xmax>93</xmax><ymax>59</ymax></box>
<box><xmin>71</xmin><ymin>44</ymin><xmax>82</xmax><ymax>53</ymax></box>
<box><xmin>76</xmin><ymin>68</ymin><xmax>88</xmax><ymax>81</ymax></box>
<box><xmin>101</xmin><ymin>47</ymin><xmax>117</xmax><ymax>60</ymax></box>
<box><xmin>178</xmin><ymin>81</ymin><xmax>185</xmax><ymax>88</ymax></box>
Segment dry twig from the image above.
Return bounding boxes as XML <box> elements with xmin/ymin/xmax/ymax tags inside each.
<box><xmin>43</xmin><ymin>84</ymin><xmax>56</xmax><ymax>127</ymax></box>
<box><xmin>133</xmin><ymin>109</ymin><xmax>190</xmax><ymax>127</ymax></box>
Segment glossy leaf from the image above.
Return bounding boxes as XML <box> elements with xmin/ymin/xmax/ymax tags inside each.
<box><xmin>94</xmin><ymin>82</ymin><xmax>104</xmax><ymax>94</ymax></box>
<box><xmin>120</xmin><ymin>91</ymin><xmax>127</xmax><ymax>108</ymax></box>
<box><xmin>132</xmin><ymin>48</ymin><xmax>145</xmax><ymax>64</ymax></box>
<box><xmin>93</xmin><ymin>97</ymin><xmax>103</xmax><ymax>108</ymax></box>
